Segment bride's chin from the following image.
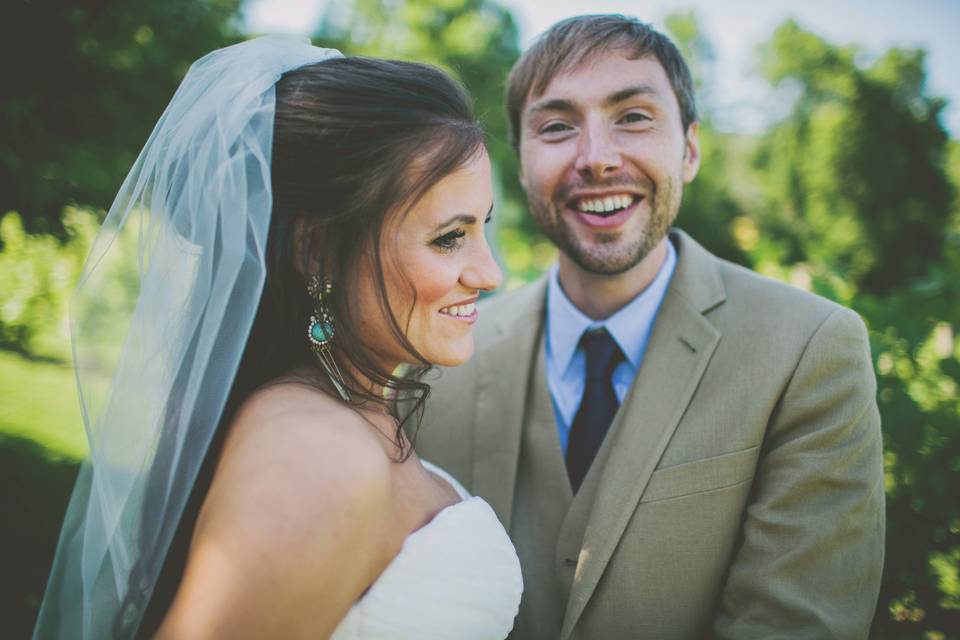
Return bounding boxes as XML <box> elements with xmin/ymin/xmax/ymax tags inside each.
<box><xmin>415</xmin><ymin>340</ymin><xmax>475</xmax><ymax>369</ymax></box>
<box><xmin>438</xmin><ymin>346</ymin><xmax>476</xmax><ymax>368</ymax></box>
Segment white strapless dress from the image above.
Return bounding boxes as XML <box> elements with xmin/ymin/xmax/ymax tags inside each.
<box><xmin>329</xmin><ymin>461</ymin><xmax>523</xmax><ymax>640</ymax></box>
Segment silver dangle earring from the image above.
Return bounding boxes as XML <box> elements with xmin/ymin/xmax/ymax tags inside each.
<box><xmin>307</xmin><ymin>276</ymin><xmax>351</xmax><ymax>402</ymax></box>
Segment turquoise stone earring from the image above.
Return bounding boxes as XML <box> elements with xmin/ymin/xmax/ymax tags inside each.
<box><xmin>307</xmin><ymin>276</ymin><xmax>351</xmax><ymax>401</ymax></box>
<box><xmin>309</xmin><ymin>320</ymin><xmax>334</xmax><ymax>344</ymax></box>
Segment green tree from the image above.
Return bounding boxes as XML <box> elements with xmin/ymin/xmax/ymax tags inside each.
<box><xmin>858</xmin><ymin>271</ymin><xmax>960</xmax><ymax>637</ymax></box>
<box><xmin>753</xmin><ymin>21</ymin><xmax>954</xmax><ymax>295</ymax></box>
<box><xmin>0</xmin><ymin>0</ymin><xmax>244</xmax><ymax>233</ymax></box>
<box><xmin>0</xmin><ymin>208</ymin><xmax>99</xmax><ymax>359</ymax></box>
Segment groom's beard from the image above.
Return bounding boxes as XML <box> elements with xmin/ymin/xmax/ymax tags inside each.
<box><xmin>525</xmin><ymin>173</ymin><xmax>682</xmax><ymax>276</ymax></box>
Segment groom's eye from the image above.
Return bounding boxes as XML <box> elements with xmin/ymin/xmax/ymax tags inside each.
<box><xmin>621</xmin><ymin>112</ymin><xmax>651</xmax><ymax>123</ymax></box>
<box><xmin>539</xmin><ymin>121</ymin><xmax>573</xmax><ymax>135</ymax></box>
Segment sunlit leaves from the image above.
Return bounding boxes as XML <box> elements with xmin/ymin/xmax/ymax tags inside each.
<box><xmin>0</xmin><ymin>0</ymin><xmax>244</xmax><ymax>232</ymax></box>
<box><xmin>754</xmin><ymin>21</ymin><xmax>954</xmax><ymax>295</ymax></box>
<box><xmin>0</xmin><ymin>208</ymin><xmax>99</xmax><ymax>359</ymax></box>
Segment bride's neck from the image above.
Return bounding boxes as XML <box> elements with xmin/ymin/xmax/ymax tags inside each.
<box><xmin>282</xmin><ymin>355</ymin><xmax>402</xmax><ymax>411</ymax></box>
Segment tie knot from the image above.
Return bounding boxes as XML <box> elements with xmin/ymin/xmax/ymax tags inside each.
<box><xmin>580</xmin><ymin>328</ymin><xmax>624</xmax><ymax>381</ymax></box>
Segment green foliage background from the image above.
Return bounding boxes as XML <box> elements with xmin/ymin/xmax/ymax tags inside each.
<box><xmin>1</xmin><ymin>1</ymin><xmax>957</xmax><ymax>637</ymax></box>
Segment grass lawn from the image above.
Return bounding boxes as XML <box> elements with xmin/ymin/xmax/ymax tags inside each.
<box><xmin>0</xmin><ymin>350</ymin><xmax>86</xmax><ymax>460</ymax></box>
<box><xmin>0</xmin><ymin>349</ymin><xmax>85</xmax><ymax>636</ymax></box>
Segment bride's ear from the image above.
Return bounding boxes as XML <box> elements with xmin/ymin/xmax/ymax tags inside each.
<box><xmin>292</xmin><ymin>218</ymin><xmax>322</xmax><ymax>278</ymax></box>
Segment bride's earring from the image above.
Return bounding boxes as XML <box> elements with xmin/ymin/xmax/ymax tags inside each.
<box><xmin>307</xmin><ymin>276</ymin><xmax>352</xmax><ymax>402</ymax></box>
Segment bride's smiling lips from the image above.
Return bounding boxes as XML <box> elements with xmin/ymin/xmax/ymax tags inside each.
<box><xmin>438</xmin><ymin>296</ymin><xmax>479</xmax><ymax>324</ymax></box>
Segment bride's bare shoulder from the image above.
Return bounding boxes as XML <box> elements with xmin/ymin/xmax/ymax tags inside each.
<box><xmin>157</xmin><ymin>382</ymin><xmax>401</xmax><ymax>638</ymax></box>
<box><xmin>217</xmin><ymin>381</ymin><xmax>394</xmax><ymax>510</ymax></box>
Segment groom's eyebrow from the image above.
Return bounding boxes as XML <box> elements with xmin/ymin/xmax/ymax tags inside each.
<box><xmin>526</xmin><ymin>98</ymin><xmax>575</xmax><ymax>119</ymax></box>
<box><xmin>605</xmin><ymin>84</ymin><xmax>661</xmax><ymax>107</ymax></box>
<box><xmin>432</xmin><ymin>203</ymin><xmax>495</xmax><ymax>232</ymax></box>
<box><xmin>526</xmin><ymin>84</ymin><xmax>662</xmax><ymax>119</ymax></box>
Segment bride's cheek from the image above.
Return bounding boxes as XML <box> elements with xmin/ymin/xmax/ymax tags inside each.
<box><xmin>416</xmin><ymin>258</ymin><xmax>461</xmax><ymax>306</ymax></box>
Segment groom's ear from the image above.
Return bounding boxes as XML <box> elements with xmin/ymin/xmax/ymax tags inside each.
<box><xmin>681</xmin><ymin>122</ymin><xmax>701</xmax><ymax>184</ymax></box>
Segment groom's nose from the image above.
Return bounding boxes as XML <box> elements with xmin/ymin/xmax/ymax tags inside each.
<box><xmin>575</xmin><ymin>121</ymin><xmax>623</xmax><ymax>179</ymax></box>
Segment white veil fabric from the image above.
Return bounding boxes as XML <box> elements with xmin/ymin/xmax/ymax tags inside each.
<box><xmin>33</xmin><ymin>36</ymin><xmax>342</xmax><ymax>639</ymax></box>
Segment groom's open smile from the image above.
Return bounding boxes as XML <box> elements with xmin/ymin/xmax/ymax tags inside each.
<box><xmin>566</xmin><ymin>189</ymin><xmax>646</xmax><ymax>230</ymax></box>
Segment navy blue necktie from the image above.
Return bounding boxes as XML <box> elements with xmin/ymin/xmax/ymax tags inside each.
<box><xmin>566</xmin><ymin>328</ymin><xmax>624</xmax><ymax>493</ymax></box>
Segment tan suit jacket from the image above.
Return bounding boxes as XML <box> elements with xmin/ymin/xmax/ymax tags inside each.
<box><xmin>413</xmin><ymin>230</ymin><xmax>884</xmax><ymax>639</ymax></box>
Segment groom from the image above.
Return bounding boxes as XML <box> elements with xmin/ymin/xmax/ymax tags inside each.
<box><xmin>414</xmin><ymin>14</ymin><xmax>884</xmax><ymax>639</ymax></box>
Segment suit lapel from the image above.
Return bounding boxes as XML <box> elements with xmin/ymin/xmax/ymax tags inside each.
<box><xmin>560</xmin><ymin>231</ymin><xmax>726</xmax><ymax>639</ymax></box>
<box><xmin>471</xmin><ymin>278</ymin><xmax>548</xmax><ymax>529</ymax></box>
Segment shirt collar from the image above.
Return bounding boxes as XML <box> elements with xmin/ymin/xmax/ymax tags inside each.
<box><xmin>547</xmin><ymin>239</ymin><xmax>677</xmax><ymax>374</ymax></box>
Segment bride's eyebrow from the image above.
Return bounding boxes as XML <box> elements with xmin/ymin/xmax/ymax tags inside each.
<box><xmin>432</xmin><ymin>203</ymin><xmax>494</xmax><ymax>232</ymax></box>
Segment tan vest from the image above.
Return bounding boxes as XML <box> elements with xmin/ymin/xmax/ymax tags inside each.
<box><xmin>509</xmin><ymin>334</ymin><xmax>621</xmax><ymax>640</ymax></box>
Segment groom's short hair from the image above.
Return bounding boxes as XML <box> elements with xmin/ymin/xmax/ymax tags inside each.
<box><xmin>505</xmin><ymin>14</ymin><xmax>698</xmax><ymax>150</ymax></box>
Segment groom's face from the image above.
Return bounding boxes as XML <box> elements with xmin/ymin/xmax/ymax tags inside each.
<box><xmin>517</xmin><ymin>51</ymin><xmax>700</xmax><ymax>275</ymax></box>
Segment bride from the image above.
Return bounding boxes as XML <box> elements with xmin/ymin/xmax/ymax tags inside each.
<box><xmin>34</xmin><ymin>36</ymin><xmax>521</xmax><ymax>639</ymax></box>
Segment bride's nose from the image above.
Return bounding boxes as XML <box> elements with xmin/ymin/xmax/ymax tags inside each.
<box><xmin>462</xmin><ymin>234</ymin><xmax>503</xmax><ymax>292</ymax></box>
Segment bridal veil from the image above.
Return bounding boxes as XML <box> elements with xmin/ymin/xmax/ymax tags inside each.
<box><xmin>33</xmin><ymin>36</ymin><xmax>341</xmax><ymax>639</ymax></box>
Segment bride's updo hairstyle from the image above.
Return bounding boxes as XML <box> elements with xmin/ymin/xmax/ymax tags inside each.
<box><xmin>131</xmin><ymin>56</ymin><xmax>484</xmax><ymax>638</ymax></box>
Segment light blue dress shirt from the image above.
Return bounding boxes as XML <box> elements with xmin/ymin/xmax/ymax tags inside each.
<box><xmin>546</xmin><ymin>240</ymin><xmax>677</xmax><ymax>455</ymax></box>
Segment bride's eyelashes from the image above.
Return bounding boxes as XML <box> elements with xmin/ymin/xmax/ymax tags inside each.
<box><xmin>431</xmin><ymin>212</ymin><xmax>492</xmax><ymax>254</ymax></box>
<box><xmin>432</xmin><ymin>228</ymin><xmax>466</xmax><ymax>253</ymax></box>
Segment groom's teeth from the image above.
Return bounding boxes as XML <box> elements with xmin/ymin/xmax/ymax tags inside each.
<box><xmin>575</xmin><ymin>194</ymin><xmax>635</xmax><ymax>213</ymax></box>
